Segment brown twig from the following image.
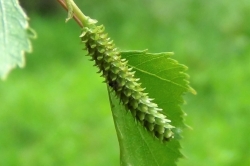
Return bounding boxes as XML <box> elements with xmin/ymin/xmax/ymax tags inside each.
<box><xmin>56</xmin><ymin>0</ymin><xmax>83</xmax><ymax>27</ymax></box>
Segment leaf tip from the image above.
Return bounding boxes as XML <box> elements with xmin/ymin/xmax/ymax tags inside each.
<box><xmin>189</xmin><ymin>87</ymin><xmax>197</xmax><ymax>95</ymax></box>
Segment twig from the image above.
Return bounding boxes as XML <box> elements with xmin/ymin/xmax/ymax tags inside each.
<box><xmin>56</xmin><ymin>0</ymin><xmax>83</xmax><ymax>27</ymax></box>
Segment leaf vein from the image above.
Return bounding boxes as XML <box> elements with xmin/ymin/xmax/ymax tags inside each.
<box><xmin>134</xmin><ymin>55</ymin><xmax>165</xmax><ymax>67</ymax></box>
<box><xmin>128</xmin><ymin>64</ymin><xmax>190</xmax><ymax>91</ymax></box>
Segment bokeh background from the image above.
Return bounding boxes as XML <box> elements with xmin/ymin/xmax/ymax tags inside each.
<box><xmin>0</xmin><ymin>0</ymin><xmax>249</xmax><ymax>165</ymax></box>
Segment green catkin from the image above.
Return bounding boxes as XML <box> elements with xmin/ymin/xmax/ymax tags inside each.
<box><xmin>80</xmin><ymin>19</ymin><xmax>174</xmax><ymax>141</ymax></box>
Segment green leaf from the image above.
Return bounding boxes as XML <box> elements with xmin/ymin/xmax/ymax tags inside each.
<box><xmin>109</xmin><ymin>50</ymin><xmax>195</xmax><ymax>166</ymax></box>
<box><xmin>0</xmin><ymin>0</ymin><xmax>34</xmax><ymax>80</ymax></box>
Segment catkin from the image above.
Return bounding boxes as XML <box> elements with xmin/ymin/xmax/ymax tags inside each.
<box><xmin>80</xmin><ymin>22</ymin><xmax>174</xmax><ymax>141</ymax></box>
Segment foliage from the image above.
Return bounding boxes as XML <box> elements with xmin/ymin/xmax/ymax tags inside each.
<box><xmin>1</xmin><ymin>0</ymin><xmax>194</xmax><ymax>165</ymax></box>
<box><xmin>0</xmin><ymin>0</ymin><xmax>33</xmax><ymax>79</ymax></box>
<box><xmin>0</xmin><ymin>0</ymin><xmax>195</xmax><ymax>165</ymax></box>
<box><xmin>0</xmin><ymin>0</ymin><xmax>250</xmax><ymax>166</ymax></box>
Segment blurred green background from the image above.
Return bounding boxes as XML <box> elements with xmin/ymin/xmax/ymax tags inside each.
<box><xmin>1</xmin><ymin>0</ymin><xmax>249</xmax><ymax>165</ymax></box>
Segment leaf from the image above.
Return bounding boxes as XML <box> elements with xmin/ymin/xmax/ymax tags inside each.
<box><xmin>0</xmin><ymin>0</ymin><xmax>34</xmax><ymax>80</ymax></box>
<box><xmin>109</xmin><ymin>89</ymin><xmax>182</xmax><ymax>166</ymax></box>
<box><xmin>109</xmin><ymin>50</ymin><xmax>195</xmax><ymax>166</ymax></box>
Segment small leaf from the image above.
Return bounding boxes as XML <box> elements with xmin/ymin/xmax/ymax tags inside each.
<box><xmin>0</xmin><ymin>0</ymin><xmax>33</xmax><ymax>80</ymax></box>
<box><xmin>108</xmin><ymin>50</ymin><xmax>195</xmax><ymax>165</ymax></box>
<box><xmin>65</xmin><ymin>0</ymin><xmax>73</xmax><ymax>22</ymax></box>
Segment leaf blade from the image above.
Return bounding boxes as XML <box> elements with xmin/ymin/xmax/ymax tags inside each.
<box><xmin>109</xmin><ymin>87</ymin><xmax>182</xmax><ymax>166</ymax></box>
<box><xmin>109</xmin><ymin>50</ymin><xmax>195</xmax><ymax>165</ymax></box>
<box><xmin>0</xmin><ymin>0</ymin><xmax>33</xmax><ymax>79</ymax></box>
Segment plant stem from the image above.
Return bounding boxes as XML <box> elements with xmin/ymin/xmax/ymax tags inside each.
<box><xmin>56</xmin><ymin>0</ymin><xmax>90</xmax><ymax>28</ymax></box>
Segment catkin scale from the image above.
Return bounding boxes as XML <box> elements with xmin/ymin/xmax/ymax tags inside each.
<box><xmin>81</xmin><ymin>22</ymin><xmax>174</xmax><ymax>141</ymax></box>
